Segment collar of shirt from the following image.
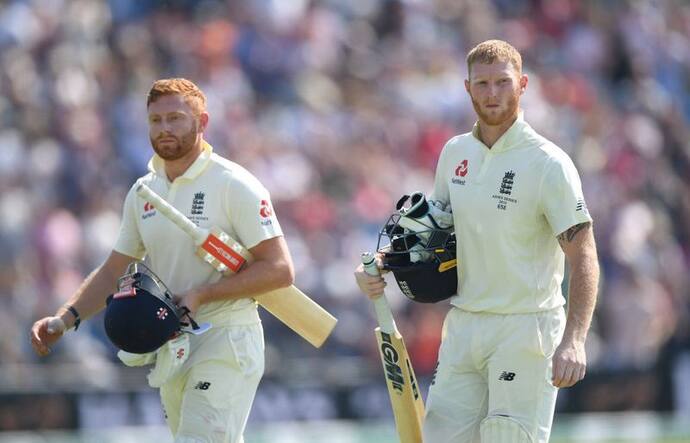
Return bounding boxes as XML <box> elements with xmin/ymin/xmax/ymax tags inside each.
<box><xmin>471</xmin><ymin>111</ymin><xmax>533</xmax><ymax>153</ymax></box>
<box><xmin>147</xmin><ymin>140</ymin><xmax>214</xmax><ymax>181</ymax></box>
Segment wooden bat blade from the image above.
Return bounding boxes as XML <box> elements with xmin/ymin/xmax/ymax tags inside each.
<box><xmin>362</xmin><ymin>251</ymin><xmax>424</xmax><ymax>441</ymax></box>
<box><xmin>375</xmin><ymin>328</ymin><xmax>424</xmax><ymax>443</ymax></box>
<box><xmin>257</xmin><ymin>287</ymin><xmax>337</xmax><ymax>348</ymax></box>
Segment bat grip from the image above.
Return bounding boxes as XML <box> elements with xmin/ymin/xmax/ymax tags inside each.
<box><xmin>136</xmin><ymin>183</ymin><xmax>206</xmax><ymax>244</ymax></box>
<box><xmin>361</xmin><ymin>252</ymin><xmax>397</xmax><ymax>334</ymax></box>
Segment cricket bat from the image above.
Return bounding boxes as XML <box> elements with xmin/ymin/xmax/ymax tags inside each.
<box><xmin>361</xmin><ymin>252</ymin><xmax>424</xmax><ymax>443</ymax></box>
<box><xmin>135</xmin><ymin>183</ymin><xmax>337</xmax><ymax>348</ymax></box>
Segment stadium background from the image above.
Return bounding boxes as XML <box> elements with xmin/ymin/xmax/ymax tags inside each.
<box><xmin>1</xmin><ymin>0</ymin><xmax>689</xmax><ymax>441</ymax></box>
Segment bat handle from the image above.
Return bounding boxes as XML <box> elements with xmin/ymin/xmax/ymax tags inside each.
<box><xmin>361</xmin><ymin>252</ymin><xmax>397</xmax><ymax>334</ymax></box>
<box><xmin>136</xmin><ymin>183</ymin><xmax>206</xmax><ymax>245</ymax></box>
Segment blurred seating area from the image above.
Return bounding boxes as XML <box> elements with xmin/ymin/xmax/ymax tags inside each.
<box><xmin>0</xmin><ymin>0</ymin><xmax>689</xmax><ymax>427</ymax></box>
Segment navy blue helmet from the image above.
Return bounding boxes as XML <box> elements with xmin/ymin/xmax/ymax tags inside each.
<box><xmin>104</xmin><ymin>262</ymin><xmax>197</xmax><ymax>354</ymax></box>
<box><xmin>377</xmin><ymin>193</ymin><xmax>458</xmax><ymax>303</ymax></box>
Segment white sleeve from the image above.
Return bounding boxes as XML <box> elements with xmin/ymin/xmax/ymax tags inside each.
<box><xmin>224</xmin><ymin>172</ymin><xmax>283</xmax><ymax>250</ymax></box>
<box><xmin>113</xmin><ymin>185</ymin><xmax>146</xmax><ymax>259</ymax></box>
<box><xmin>540</xmin><ymin>153</ymin><xmax>593</xmax><ymax>236</ymax></box>
<box><xmin>429</xmin><ymin>140</ymin><xmax>451</xmax><ymax>207</ymax></box>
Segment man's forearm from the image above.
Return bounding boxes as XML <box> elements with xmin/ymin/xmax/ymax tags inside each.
<box><xmin>562</xmin><ymin>251</ymin><xmax>599</xmax><ymax>343</ymax></box>
<box><xmin>56</xmin><ymin>264</ymin><xmax>121</xmax><ymax>328</ymax></box>
<box><xmin>197</xmin><ymin>259</ymin><xmax>294</xmax><ymax>305</ymax></box>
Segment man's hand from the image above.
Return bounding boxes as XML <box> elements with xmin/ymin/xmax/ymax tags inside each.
<box><xmin>30</xmin><ymin>316</ymin><xmax>67</xmax><ymax>356</ymax></box>
<box><xmin>551</xmin><ymin>338</ymin><xmax>586</xmax><ymax>388</ymax></box>
<box><xmin>173</xmin><ymin>288</ymin><xmax>205</xmax><ymax>317</ymax></box>
<box><xmin>354</xmin><ymin>256</ymin><xmax>387</xmax><ymax>300</ymax></box>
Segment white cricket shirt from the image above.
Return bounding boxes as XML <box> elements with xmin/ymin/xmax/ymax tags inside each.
<box><xmin>431</xmin><ymin>113</ymin><xmax>592</xmax><ymax>314</ymax></box>
<box><xmin>114</xmin><ymin>141</ymin><xmax>283</xmax><ymax>326</ymax></box>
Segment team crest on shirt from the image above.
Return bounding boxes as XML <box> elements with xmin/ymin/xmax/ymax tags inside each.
<box><xmin>259</xmin><ymin>200</ymin><xmax>273</xmax><ymax>226</ymax></box>
<box><xmin>189</xmin><ymin>192</ymin><xmax>209</xmax><ymax>224</ymax></box>
<box><xmin>191</xmin><ymin>192</ymin><xmax>205</xmax><ymax>215</ymax></box>
<box><xmin>492</xmin><ymin>170</ymin><xmax>518</xmax><ymax>210</ymax></box>
<box><xmin>451</xmin><ymin>160</ymin><xmax>469</xmax><ymax>185</ymax></box>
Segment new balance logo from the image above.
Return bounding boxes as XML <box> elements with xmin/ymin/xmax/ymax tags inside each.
<box><xmin>194</xmin><ymin>381</ymin><xmax>211</xmax><ymax>390</ymax></box>
<box><xmin>498</xmin><ymin>371</ymin><xmax>516</xmax><ymax>381</ymax></box>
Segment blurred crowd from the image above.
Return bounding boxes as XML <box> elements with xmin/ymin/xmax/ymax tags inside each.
<box><xmin>1</xmin><ymin>0</ymin><xmax>689</xmax><ymax>419</ymax></box>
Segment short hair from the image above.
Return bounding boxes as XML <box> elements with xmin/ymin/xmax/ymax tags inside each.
<box><xmin>466</xmin><ymin>40</ymin><xmax>522</xmax><ymax>75</ymax></box>
<box><xmin>146</xmin><ymin>78</ymin><xmax>207</xmax><ymax>115</ymax></box>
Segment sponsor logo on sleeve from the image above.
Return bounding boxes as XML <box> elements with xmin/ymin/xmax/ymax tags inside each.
<box><xmin>455</xmin><ymin>159</ymin><xmax>469</xmax><ymax>177</ymax></box>
<box><xmin>259</xmin><ymin>200</ymin><xmax>273</xmax><ymax>226</ymax></box>
<box><xmin>142</xmin><ymin>202</ymin><xmax>156</xmax><ymax>219</ymax></box>
<box><xmin>576</xmin><ymin>198</ymin><xmax>589</xmax><ymax>216</ymax></box>
<box><xmin>452</xmin><ymin>160</ymin><xmax>469</xmax><ymax>185</ymax></box>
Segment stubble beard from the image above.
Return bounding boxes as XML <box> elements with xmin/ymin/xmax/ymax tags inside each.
<box><xmin>151</xmin><ymin>122</ymin><xmax>198</xmax><ymax>161</ymax></box>
<box><xmin>471</xmin><ymin>90</ymin><xmax>520</xmax><ymax>127</ymax></box>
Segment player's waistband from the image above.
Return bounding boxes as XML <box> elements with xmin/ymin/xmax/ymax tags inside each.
<box><xmin>450</xmin><ymin>293</ymin><xmax>565</xmax><ymax>315</ymax></box>
<box><xmin>196</xmin><ymin>299</ymin><xmax>261</xmax><ymax>327</ymax></box>
<box><xmin>451</xmin><ymin>304</ymin><xmax>565</xmax><ymax>317</ymax></box>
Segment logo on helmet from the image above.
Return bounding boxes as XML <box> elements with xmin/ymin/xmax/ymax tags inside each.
<box><xmin>157</xmin><ymin>307</ymin><xmax>169</xmax><ymax>320</ymax></box>
<box><xmin>398</xmin><ymin>280</ymin><xmax>413</xmax><ymax>298</ymax></box>
<box><xmin>113</xmin><ymin>276</ymin><xmax>136</xmax><ymax>298</ymax></box>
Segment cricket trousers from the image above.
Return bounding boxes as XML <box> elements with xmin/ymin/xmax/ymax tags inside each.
<box><xmin>160</xmin><ymin>323</ymin><xmax>264</xmax><ymax>443</ymax></box>
<box><xmin>424</xmin><ymin>307</ymin><xmax>566</xmax><ymax>443</ymax></box>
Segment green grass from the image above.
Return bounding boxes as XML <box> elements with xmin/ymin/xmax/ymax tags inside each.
<box><xmin>0</xmin><ymin>416</ymin><xmax>688</xmax><ymax>443</ymax></box>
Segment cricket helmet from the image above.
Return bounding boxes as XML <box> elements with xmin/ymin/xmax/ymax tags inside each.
<box><xmin>104</xmin><ymin>262</ymin><xmax>196</xmax><ymax>354</ymax></box>
<box><xmin>377</xmin><ymin>192</ymin><xmax>458</xmax><ymax>303</ymax></box>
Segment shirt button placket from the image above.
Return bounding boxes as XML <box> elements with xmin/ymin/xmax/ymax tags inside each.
<box><xmin>475</xmin><ymin>150</ymin><xmax>494</xmax><ymax>184</ymax></box>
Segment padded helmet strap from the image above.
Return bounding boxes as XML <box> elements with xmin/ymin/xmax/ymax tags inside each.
<box><xmin>178</xmin><ymin>306</ymin><xmax>200</xmax><ymax>330</ymax></box>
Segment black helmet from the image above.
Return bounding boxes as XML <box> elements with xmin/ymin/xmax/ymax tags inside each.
<box><xmin>377</xmin><ymin>193</ymin><xmax>458</xmax><ymax>303</ymax></box>
<box><xmin>104</xmin><ymin>262</ymin><xmax>197</xmax><ymax>354</ymax></box>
